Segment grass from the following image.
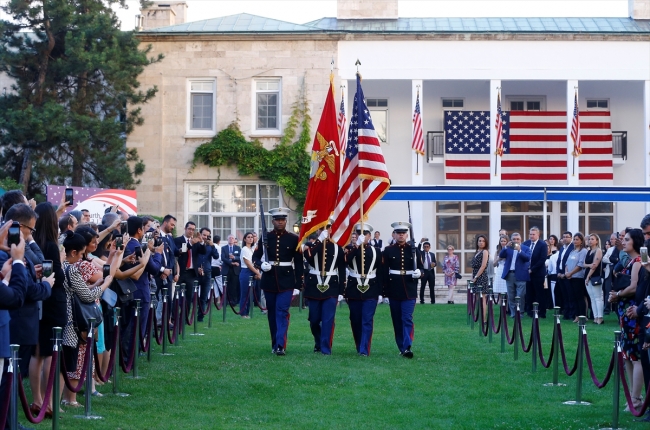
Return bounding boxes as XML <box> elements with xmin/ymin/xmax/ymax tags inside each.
<box><xmin>22</xmin><ymin>303</ymin><xmax>649</xmax><ymax>429</ymax></box>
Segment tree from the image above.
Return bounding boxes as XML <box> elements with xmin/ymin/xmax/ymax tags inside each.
<box><xmin>0</xmin><ymin>0</ymin><xmax>162</xmax><ymax>193</ymax></box>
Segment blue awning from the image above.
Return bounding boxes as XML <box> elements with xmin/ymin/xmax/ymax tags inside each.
<box><xmin>383</xmin><ymin>186</ymin><xmax>650</xmax><ymax>202</ymax></box>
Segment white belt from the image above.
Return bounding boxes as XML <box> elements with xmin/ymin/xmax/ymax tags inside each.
<box><xmin>349</xmin><ymin>271</ymin><xmax>376</xmax><ymax>279</ymax></box>
<box><xmin>272</xmin><ymin>262</ymin><xmax>293</xmax><ymax>267</ymax></box>
<box><xmin>309</xmin><ymin>270</ymin><xmax>338</xmax><ymax>276</ymax></box>
<box><xmin>389</xmin><ymin>269</ymin><xmax>414</xmax><ymax>275</ymax></box>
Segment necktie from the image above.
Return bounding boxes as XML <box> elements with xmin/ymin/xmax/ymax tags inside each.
<box><xmin>531</xmin><ymin>241</ymin><xmax>536</xmax><ymax>253</ymax></box>
<box><xmin>426</xmin><ymin>253</ymin><xmax>430</xmax><ymax>269</ymax></box>
<box><xmin>186</xmin><ymin>238</ymin><xmax>192</xmax><ymax>269</ymax></box>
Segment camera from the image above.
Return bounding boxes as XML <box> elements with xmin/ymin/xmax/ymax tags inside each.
<box><xmin>103</xmin><ymin>264</ymin><xmax>111</xmax><ymax>278</ymax></box>
<box><xmin>8</xmin><ymin>221</ymin><xmax>20</xmax><ymax>246</ymax></box>
<box><xmin>42</xmin><ymin>260</ymin><xmax>53</xmax><ymax>277</ymax></box>
<box><xmin>154</xmin><ymin>237</ymin><xmax>163</xmax><ymax>247</ymax></box>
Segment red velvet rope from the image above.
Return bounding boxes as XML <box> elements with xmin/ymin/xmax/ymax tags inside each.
<box><xmin>556</xmin><ymin>323</ymin><xmax>579</xmax><ymax>376</ymax></box>
<box><xmin>167</xmin><ymin>297</ymin><xmax>179</xmax><ymax>344</ymax></box>
<box><xmin>251</xmin><ymin>285</ymin><xmax>268</xmax><ymax>311</ymax></box>
<box><xmin>228</xmin><ymin>285</ymin><xmax>251</xmax><ymax>315</ymax></box>
<box><xmin>515</xmin><ymin>311</ymin><xmax>533</xmax><ymax>353</ymax></box>
<box><xmin>61</xmin><ymin>335</ymin><xmax>94</xmax><ymax>392</ymax></box>
<box><xmin>185</xmin><ymin>289</ymin><xmax>197</xmax><ymax>325</ymax></box>
<box><xmin>479</xmin><ymin>297</ymin><xmax>489</xmax><ymax>336</ymax></box>
<box><xmin>534</xmin><ymin>318</ymin><xmax>553</xmax><ymax>368</ymax></box>
<box><xmin>152</xmin><ymin>308</ymin><xmax>163</xmax><ymax>346</ymax></box>
<box><xmin>582</xmin><ymin>333</ymin><xmax>615</xmax><ymax>389</ymax></box>
<box><xmin>502</xmin><ymin>305</ymin><xmax>515</xmax><ymax>345</ymax></box>
<box><xmin>489</xmin><ymin>300</ymin><xmax>503</xmax><ymax>334</ymax></box>
<box><xmin>618</xmin><ymin>351</ymin><xmax>650</xmax><ymax>417</ymax></box>
<box><xmin>94</xmin><ymin>327</ymin><xmax>118</xmax><ymax>383</ymax></box>
<box><xmin>119</xmin><ymin>311</ymin><xmax>139</xmax><ymax>373</ymax></box>
<box><xmin>139</xmin><ymin>307</ymin><xmax>154</xmax><ymax>353</ymax></box>
<box><xmin>18</xmin><ymin>350</ymin><xmax>57</xmax><ymax>423</ymax></box>
<box><xmin>213</xmin><ymin>290</ymin><xmax>224</xmax><ymax>310</ymax></box>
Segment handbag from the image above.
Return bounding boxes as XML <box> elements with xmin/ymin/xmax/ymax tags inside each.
<box><xmin>64</xmin><ymin>266</ymin><xmax>104</xmax><ymax>334</ymax></box>
<box><xmin>590</xmin><ymin>276</ymin><xmax>603</xmax><ymax>286</ymax></box>
<box><xmin>455</xmin><ymin>272</ymin><xmax>462</xmax><ymax>280</ymax></box>
<box><xmin>110</xmin><ymin>278</ymin><xmax>135</xmax><ymax>304</ymax></box>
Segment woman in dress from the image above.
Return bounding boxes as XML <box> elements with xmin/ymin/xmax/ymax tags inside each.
<box><xmin>443</xmin><ymin>245</ymin><xmax>460</xmax><ymax>304</ymax></box>
<box><xmin>239</xmin><ymin>232</ymin><xmax>261</xmax><ymax>318</ymax></box>
<box><xmin>565</xmin><ymin>233</ymin><xmax>588</xmax><ymax>323</ymax></box>
<box><xmin>492</xmin><ymin>235</ymin><xmax>508</xmax><ymax>298</ymax></box>
<box><xmin>546</xmin><ymin>236</ymin><xmax>560</xmax><ymax>309</ymax></box>
<box><xmin>609</xmin><ymin>228</ymin><xmax>645</xmax><ymax>411</ymax></box>
<box><xmin>60</xmin><ymin>231</ymin><xmax>114</xmax><ymax>406</ymax></box>
<box><xmin>471</xmin><ymin>235</ymin><xmax>489</xmax><ymax>321</ymax></box>
<box><xmin>584</xmin><ymin>234</ymin><xmax>604</xmax><ymax>324</ymax></box>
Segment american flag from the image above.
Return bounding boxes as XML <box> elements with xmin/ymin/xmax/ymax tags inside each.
<box><xmin>337</xmin><ymin>93</ymin><xmax>347</xmax><ymax>155</ymax></box>
<box><xmin>571</xmin><ymin>93</ymin><xmax>582</xmax><ymax>156</ymax></box>
<box><xmin>444</xmin><ymin>110</ymin><xmax>613</xmax><ymax>183</ymax></box>
<box><xmin>330</xmin><ymin>74</ymin><xmax>390</xmax><ymax>246</ymax></box>
<box><xmin>495</xmin><ymin>94</ymin><xmax>504</xmax><ymax>157</ymax></box>
<box><xmin>411</xmin><ymin>92</ymin><xmax>424</xmax><ymax>155</ymax></box>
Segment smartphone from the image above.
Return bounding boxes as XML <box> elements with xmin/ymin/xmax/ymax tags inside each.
<box><xmin>154</xmin><ymin>237</ymin><xmax>163</xmax><ymax>247</ymax></box>
<box><xmin>120</xmin><ymin>221</ymin><xmax>127</xmax><ymax>235</ymax></box>
<box><xmin>115</xmin><ymin>236</ymin><xmax>123</xmax><ymax>249</ymax></box>
<box><xmin>65</xmin><ymin>188</ymin><xmax>74</xmax><ymax>206</ymax></box>
<box><xmin>508</xmin><ymin>242</ymin><xmax>515</xmax><ymax>249</ymax></box>
<box><xmin>642</xmin><ymin>247</ymin><xmax>648</xmax><ymax>264</ymax></box>
<box><xmin>42</xmin><ymin>260</ymin><xmax>53</xmax><ymax>277</ymax></box>
<box><xmin>135</xmin><ymin>246</ymin><xmax>143</xmax><ymax>258</ymax></box>
<box><xmin>143</xmin><ymin>232</ymin><xmax>152</xmax><ymax>244</ymax></box>
<box><xmin>8</xmin><ymin>221</ymin><xmax>20</xmax><ymax>246</ymax></box>
<box><xmin>103</xmin><ymin>264</ymin><xmax>111</xmax><ymax>278</ymax></box>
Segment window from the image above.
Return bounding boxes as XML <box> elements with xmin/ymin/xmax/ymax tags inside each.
<box><xmin>442</xmin><ymin>99</ymin><xmax>464</xmax><ymax>108</ymax></box>
<box><xmin>586</xmin><ymin>99</ymin><xmax>609</xmax><ymax>110</ymax></box>
<box><xmin>366</xmin><ymin>98</ymin><xmax>388</xmax><ymax>144</ymax></box>
<box><xmin>560</xmin><ymin>201</ymin><xmax>613</xmax><ymax>244</ymax></box>
<box><xmin>187</xmin><ymin>183</ymin><xmax>284</xmax><ymax>245</ymax></box>
<box><xmin>187</xmin><ymin>79</ymin><xmax>216</xmax><ymax>135</ymax></box>
<box><xmin>253</xmin><ymin>79</ymin><xmax>281</xmax><ymax>134</ymax></box>
<box><xmin>507</xmin><ymin>96</ymin><xmax>546</xmax><ymax>111</ymax></box>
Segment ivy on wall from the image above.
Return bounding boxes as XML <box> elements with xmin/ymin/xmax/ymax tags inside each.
<box><xmin>192</xmin><ymin>85</ymin><xmax>312</xmax><ymax>210</ymax></box>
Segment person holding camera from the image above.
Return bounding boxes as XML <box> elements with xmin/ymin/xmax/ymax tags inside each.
<box><xmin>499</xmin><ymin>232</ymin><xmax>531</xmax><ymax>318</ymax></box>
<box><xmin>197</xmin><ymin>227</ymin><xmax>219</xmax><ymax>321</ymax></box>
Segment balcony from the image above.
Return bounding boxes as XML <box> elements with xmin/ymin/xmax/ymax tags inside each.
<box><xmin>612</xmin><ymin>131</ymin><xmax>627</xmax><ymax>160</ymax></box>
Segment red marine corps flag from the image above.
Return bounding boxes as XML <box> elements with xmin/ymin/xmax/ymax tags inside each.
<box><xmin>297</xmin><ymin>76</ymin><xmax>342</xmax><ymax>248</ymax></box>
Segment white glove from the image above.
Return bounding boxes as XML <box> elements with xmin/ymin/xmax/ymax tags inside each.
<box><xmin>293</xmin><ymin>289</ymin><xmax>300</xmax><ymax>296</ymax></box>
<box><xmin>318</xmin><ymin>230</ymin><xmax>328</xmax><ymax>242</ymax></box>
<box><xmin>338</xmin><ymin>295</ymin><xmax>344</xmax><ymax>301</ymax></box>
<box><xmin>412</xmin><ymin>269</ymin><xmax>421</xmax><ymax>279</ymax></box>
<box><xmin>356</xmin><ymin>237</ymin><xmax>363</xmax><ymax>246</ymax></box>
<box><xmin>261</xmin><ymin>262</ymin><xmax>272</xmax><ymax>272</ymax></box>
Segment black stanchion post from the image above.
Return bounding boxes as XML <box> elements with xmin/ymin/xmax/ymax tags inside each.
<box><xmin>299</xmin><ymin>289</ymin><xmax>303</xmax><ymax>313</ymax></box>
<box><xmin>544</xmin><ymin>307</ymin><xmax>566</xmax><ymax>387</ymax></box>
<box><xmin>132</xmin><ymin>300</ymin><xmax>142</xmax><ymax>379</ymax></box>
<box><xmin>500</xmin><ymin>294</ymin><xmax>506</xmax><ymax>353</ymax></box>
<box><xmin>222</xmin><ymin>277</ymin><xmax>228</xmax><ymax>323</ymax></box>
<box><xmin>74</xmin><ymin>319</ymin><xmax>102</xmax><ymax>420</ymax></box>
<box><xmin>514</xmin><ymin>296</ymin><xmax>520</xmax><ymax>361</ymax></box>
<box><xmin>172</xmin><ymin>289</ymin><xmax>179</xmax><ymax>346</ymax></box>
<box><xmin>9</xmin><ymin>344</ymin><xmax>18</xmax><ymax>430</ymax></box>
<box><xmin>180</xmin><ymin>283</ymin><xmax>187</xmax><ymax>340</ymax></box>
<box><xmin>532</xmin><ymin>302</ymin><xmax>538</xmax><ymax>373</ymax></box>
<box><xmin>469</xmin><ymin>281</ymin><xmax>475</xmax><ymax>330</ymax></box>
<box><xmin>612</xmin><ymin>331</ymin><xmax>622</xmax><ymax>428</ymax></box>
<box><xmin>563</xmin><ymin>316</ymin><xmax>590</xmax><ymax>406</ymax></box>
<box><xmin>478</xmin><ymin>290</ymin><xmax>483</xmax><ymax>338</ymax></box>
<box><xmin>52</xmin><ymin>327</ymin><xmax>62</xmax><ymax>430</ymax></box>
<box><xmin>208</xmin><ymin>283</ymin><xmax>213</xmax><ymax>328</ymax></box>
<box><xmin>466</xmin><ymin>283</ymin><xmax>471</xmax><ymax>326</ymax></box>
<box><xmin>191</xmin><ymin>282</ymin><xmax>204</xmax><ymax>336</ymax></box>
<box><xmin>112</xmin><ymin>308</ymin><xmax>129</xmax><ymax>397</ymax></box>
<box><xmin>488</xmin><ymin>289</ymin><xmax>493</xmax><ymax>343</ymax></box>
<box><xmin>249</xmin><ymin>276</ymin><xmax>254</xmax><ymax>320</ymax></box>
<box><xmin>148</xmin><ymin>297</ymin><xmax>154</xmax><ymax>362</ymax></box>
<box><xmin>161</xmin><ymin>288</ymin><xmax>169</xmax><ymax>354</ymax></box>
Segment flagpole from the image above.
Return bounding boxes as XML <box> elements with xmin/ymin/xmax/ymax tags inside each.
<box><xmin>359</xmin><ymin>179</ymin><xmax>366</xmax><ymax>279</ymax></box>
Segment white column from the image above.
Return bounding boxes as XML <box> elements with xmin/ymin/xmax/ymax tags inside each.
<box><xmin>489</xmin><ymin>80</ymin><xmax>502</xmax><ymax>249</ymax></box>
<box><xmin>411</xmin><ymin>80</ymin><xmax>423</xmax><ymax>236</ymax></box>
<box><xmin>644</xmin><ymin>80</ymin><xmax>650</xmax><ymax>215</ymax></box>
<box><xmin>566</xmin><ymin>79</ymin><xmax>580</xmax><ymax>234</ymax></box>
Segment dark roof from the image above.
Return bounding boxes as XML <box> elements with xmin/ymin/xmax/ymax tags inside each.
<box><xmin>142</xmin><ymin>13</ymin><xmax>650</xmax><ymax>34</ymax></box>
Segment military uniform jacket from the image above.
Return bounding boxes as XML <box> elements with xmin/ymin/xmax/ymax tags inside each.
<box><xmin>303</xmin><ymin>240</ymin><xmax>346</xmax><ymax>299</ymax></box>
<box><xmin>344</xmin><ymin>244</ymin><xmax>383</xmax><ymax>300</ymax></box>
<box><xmin>252</xmin><ymin>229</ymin><xmax>302</xmax><ymax>293</ymax></box>
<box><xmin>382</xmin><ymin>243</ymin><xmax>424</xmax><ymax>300</ymax></box>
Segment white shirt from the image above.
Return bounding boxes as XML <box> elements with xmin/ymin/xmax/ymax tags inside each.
<box><xmin>241</xmin><ymin>246</ymin><xmax>253</xmax><ymax>267</ymax></box>
<box><xmin>509</xmin><ymin>249</ymin><xmax>519</xmax><ymax>271</ymax></box>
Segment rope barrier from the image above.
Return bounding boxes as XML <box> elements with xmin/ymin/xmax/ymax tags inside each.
<box><xmin>17</xmin><ymin>351</ymin><xmax>57</xmax><ymax>423</ymax></box>
<box><xmin>502</xmin><ymin>304</ymin><xmax>515</xmax><ymax>345</ymax></box>
<box><xmin>153</xmin><ymin>308</ymin><xmax>163</xmax><ymax>346</ymax></box>
<box><xmin>167</xmin><ymin>297</ymin><xmax>179</xmax><ymax>344</ymax></box>
<box><xmin>185</xmin><ymin>287</ymin><xmax>197</xmax><ymax>325</ymax></box>
<box><xmin>617</xmin><ymin>351</ymin><xmax>650</xmax><ymax>417</ymax></box>
<box><xmin>489</xmin><ymin>297</ymin><xmax>502</xmax><ymax>334</ymax></box>
<box><xmin>61</xmin><ymin>334</ymin><xmax>94</xmax><ymax>392</ymax></box>
<box><xmin>227</xmin><ymin>285</ymin><xmax>251</xmax><ymax>316</ymax></box>
<box><xmin>213</xmin><ymin>288</ymin><xmax>224</xmax><ymax>311</ymax></box>
<box><xmin>515</xmin><ymin>311</ymin><xmax>533</xmax><ymax>353</ymax></box>
<box><xmin>582</xmin><ymin>333</ymin><xmax>615</xmax><ymax>389</ymax></box>
<box><xmin>139</xmin><ymin>306</ymin><xmax>154</xmax><ymax>353</ymax></box>
<box><xmin>251</xmin><ymin>285</ymin><xmax>267</xmax><ymax>311</ymax></box>
<box><xmin>535</xmin><ymin>318</ymin><xmax>554</xmax><ymax>369</ymax></box>
<box><xmin>119</xmin><ymin>311</ymin><xmax>139</xmax><ymax>374</ymax></box>
<box><xmin>94</xmin><ymin>328</ymin><xmax>118</xmax><ymax>383</ymax></box>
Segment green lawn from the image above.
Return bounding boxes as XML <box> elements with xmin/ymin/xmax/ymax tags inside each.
<box><xmin>31</xmin><ymin>303</ymin><xmax>647</xmax><ymax>429</ymax></box>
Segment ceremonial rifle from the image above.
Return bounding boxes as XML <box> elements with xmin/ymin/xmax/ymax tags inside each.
<box><xmin>407</xmin><ymin>202</ymin><xmax>417</xmax><ymax>272</ymax></box>
<box><xmin>258</xmin><ymin>185</ymin><xmax>269</xmax><ymax>263</ymax></box>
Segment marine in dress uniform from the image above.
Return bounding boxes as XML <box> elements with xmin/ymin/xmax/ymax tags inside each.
<box><xmin>303</xmin><ymin>223</ymin><xmax>346</xmax><ymax>355</ymax></box>
<box><xmin>344</xmin><ymin>223</ymin><xmax>383</xmax><ymax>356</ymax></box>
<box><xmin>382</xmin><ymin>221</ymin><xmax>423</xmax><ymax>358</ymax></box>
<box><xmin>253</xmin><ymin>208</ymin><xmax>303</xmax><ymax>356</ymax></box>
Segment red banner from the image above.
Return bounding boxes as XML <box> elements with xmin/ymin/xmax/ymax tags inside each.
<box><xmin>297</xmin><ymin>81</ymin><xmax>341</xmax><ymax>247</ymax></box>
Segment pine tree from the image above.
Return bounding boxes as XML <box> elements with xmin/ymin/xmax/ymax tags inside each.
<box><xmin>0</xmin><ymin>0</ymin><xmax>162</xmax><ymax>193</ymax></box>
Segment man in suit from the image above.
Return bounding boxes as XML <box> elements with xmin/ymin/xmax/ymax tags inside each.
<box><xmin>499</xmin><ymin>232</ymin><xmax>531</xmax><ymax>318</ymax></box>
<box><xmin>221</xmin><ymin>234</ymin><xmax>241</xmax><ymax>304</ymax></box>
<box><xmin>523</xmin><ymin>226</ymin><xmax>549</xmax><ymax>318</ymax></box>
<box><xmin>154</xmin><ymin>215</ymin><xmax>179</xmax><ymax>325</ymax></box>
<box><xmin>197</xmin><ymin>227</ymin><xmax>220</xmax><ymax>322</ymax></box>
<box><xmin>174</xmin><ymin>221</ymin><xmax>206</xmax><ymax>312</ymax></box>
<box><xmin>556</xmin><ymin>231</ymin><xmax>575</xmax><ymax>320</ymax></box>
<box><xmin>419</xmin><ymin>241</ymin><xmax>437</xmax><ymax>304</ymax></box>
<box><xmin>369</xmin><ymin>231</ymin><xmax>382</xmax><ymax>251</ymax></box>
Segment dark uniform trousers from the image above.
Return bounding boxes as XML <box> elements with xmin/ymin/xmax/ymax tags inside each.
<box><xmin>419</xmin><ymin>269</ymin><xmax>435</xmax><ymax>304</ymax></box>
<box><xmin>303</xmin><ymin>240</ymin><xmax>346</xmax><ymax>355</ymax></box>
<box><xmin>252</xmin><ymin>229</ymin><xmax>302</xmax><ymax>352</ymax></box>
<box><xmin>382</xmin><ymin>243</ymin><xmax>423</xmax><ymax>354</ymax></box>
<box><xmin>345</xmin><ymin>244</ymin><xmax>382</xmax><ymax>356</ymax></box>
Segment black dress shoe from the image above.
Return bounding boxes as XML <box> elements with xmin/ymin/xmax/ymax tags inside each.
<box><xmin>420</xmin><ymin>301</ymin><xmax>425</xmax><ymax>304</ymax></box>
<box><xmin>402</xmin><ymin>348</ymin><xmax>413</xmax><ymax>359</ymax></box>
<box><xmin>276</xmin><ymin>348</ymin><xmax>286</xmax><ymax>356</ymax></box>
<box><xmin>313</xmin><ymin>346</ymin><xmax>321</xmax><ymax>353</ymax></box>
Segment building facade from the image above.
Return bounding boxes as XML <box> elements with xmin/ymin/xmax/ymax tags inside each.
<box><xmin>126</xmin><ymin>0</ymin><xmax>650</xmax><ymax>274</ymax></box>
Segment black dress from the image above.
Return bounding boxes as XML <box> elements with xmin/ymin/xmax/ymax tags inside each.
<box><xmin>38</xmin><ymin>241</ymin><xmax>67</xmax><ymax>356</ymax></box>
<box><xmin>471</xmin><ymin>250</ymin><xmax>489</xmax><ymax>294</ymax></box>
